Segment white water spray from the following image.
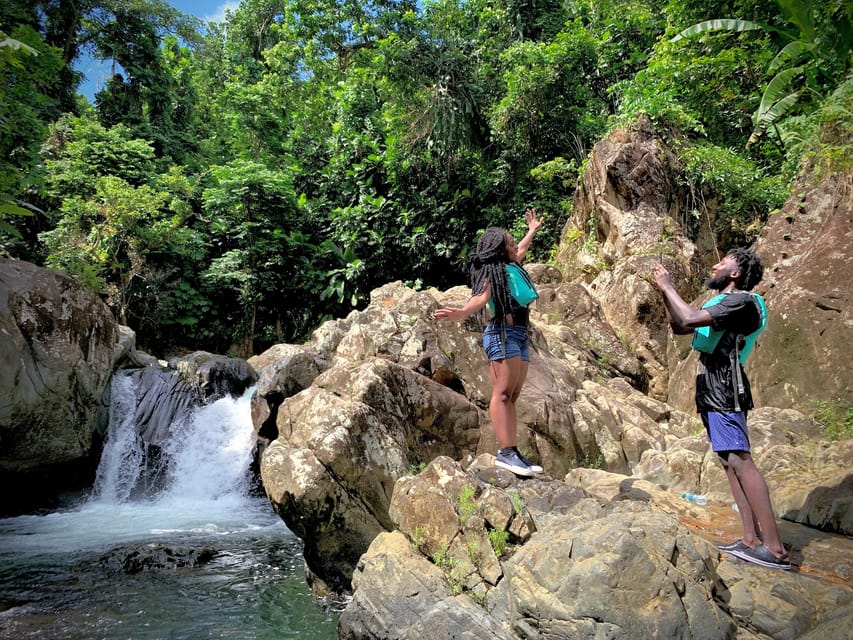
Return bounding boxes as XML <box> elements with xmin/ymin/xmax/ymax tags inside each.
<box><xmin>162</xmin><ymin>381</ymin><xmax>256</xmax><ymax>501</ymax></box>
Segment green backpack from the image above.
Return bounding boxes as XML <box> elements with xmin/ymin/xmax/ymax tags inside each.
<box><xmin>691</xmin><ymin>292</ymin><xmax>767</xmax><ymax>363</ymax></box>
<box><xmin>487</xmin><ymin>263</ymin><xmax>539</xmax><ymax>313</ymax></box>
<box><xmin>506</xmin><ymin>263</ymin><xmax>538</xmax><ymax>306</ymax></box>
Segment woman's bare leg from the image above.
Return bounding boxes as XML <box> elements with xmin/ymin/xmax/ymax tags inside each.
<box><xmin>489</xmin><ymin>356</ymin><xmax>523</xmax><ymax>448</ymax></box>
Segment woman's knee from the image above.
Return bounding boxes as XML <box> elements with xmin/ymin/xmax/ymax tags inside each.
<box><xmin>492</xmin><ymin>388</ymin><xmax>513</xmax><ymax>404</ymax></box>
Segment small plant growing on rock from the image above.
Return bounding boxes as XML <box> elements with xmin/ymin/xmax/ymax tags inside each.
<box><xmin>570</xmin><ymin>451</ymin><xmax>605</xmax><ymax>470</ymax></box>
<box><xmin>488</xmin><ymin>527</ymin><xmax>509</xmax><ymax>557</ymax></box>
<box><xmin>432</xmin><ymin>544</ymin><xmax>451</xmax><ymax>569</ymax></box>
<box><xmin>411</xmin><ymin>526</ymin><xmax>426</xmax><ymax>552</ymax></box>
<box><xmin>407</xmin><ymin>462</ymin><xmax>426</xmax><ymax>475</ymax></box>
<box><xmin>811</xmin><ymin>399</ymin><xmax>853</xmax><ymax>441</ymax></box>
<box><xmin>457</xmin><ymin>484</ymin><xmax>478</xmax><ymax>525</ymax></box>
<box><xmin>467</xmin><ymin>589</ymin><xmax>487</xmax><ymax>607</ymax></box>
<box><xmin>509</xmin><ymin>490</ymin><xmax>525</xmax><ymax>515</ymax></box>
<box><xmin>432</xmin><ymin>544</ymin><xmax>464</xmax><ymax>595</ymax></box>
<box><xmin>466</xmin><ymin>540</ymin><xmax>480</xmax><ymax>565</ymax></box>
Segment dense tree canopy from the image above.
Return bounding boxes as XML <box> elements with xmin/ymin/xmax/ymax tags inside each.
<box><xmin>1</xmin><ymin>0</ymin><xmax>850</xmax><ymax>356</ymax></box>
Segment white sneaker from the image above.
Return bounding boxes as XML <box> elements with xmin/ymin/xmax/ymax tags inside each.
<box><xmin>495</xmin><ymin>449</ymin><xmax>538</xmax><ymax>476</ymax></box>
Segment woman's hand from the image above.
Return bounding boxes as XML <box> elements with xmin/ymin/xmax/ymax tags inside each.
<box><xmin>525</xmin><ymin>207</ymin><xmax>543</xmax><ymax>234</ymax></box>
<box><xmin>433</xmin><ymin>307</ymin><xmax>464</xmax><ymax>322</ymax></box>
<box><xmin>516</xmin><ymin>208</ymin><xmax>544</xmax><ymax>262</ymax></box>
<box><xmin>433</xmin><ymin>285</ymin><xmax>491</xmax><ymax>322</ymax></box>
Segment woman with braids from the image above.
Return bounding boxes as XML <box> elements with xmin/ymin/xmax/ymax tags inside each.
<box><xmin>653</xmin><ymin>248</ymin><xmax>790</xmax><ymax>570</ymax></box>
<box><xmin>434</xmin><ymin>208</ymin><xmax>544</xmax><ymax>476</ymax></box>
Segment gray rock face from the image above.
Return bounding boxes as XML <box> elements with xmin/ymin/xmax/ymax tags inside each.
<box><xmin>750</xmin><ymin>170</ymin><xmax>852</xmax><ymax>410</ymax></box>
<box><xmin>260</xmin><ymin>358</ymin><xmax>483</xmax><ymax>591</ymax></box>
<box><xmin>339</xmin><ymin>531</ymin><xmax>515</xmax><ymax>640</ymax></box>
<box><xmin>0</xmin><ymin>259</ymin><xmax>119</xmax><ymax>513</ymax></box>
<box><xmin>247</xmin><ymin>343</ymin><xmax>330</xmax><ymax>442</ymax></box>
<box><xmin>487</xmin><ymin>507</ymin><xmax>736</xmax><ymax>640</ymax></box>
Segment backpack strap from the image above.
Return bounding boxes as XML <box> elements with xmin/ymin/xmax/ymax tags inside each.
<box><xmin>731</xmin><ymin>339</ymin><xmax>745</xmax><ymax>412</ymax></box>
<box><xmin>736</xmin><ymin>293</ymin><xmax>767</xmax><ymax>363</ymax></box>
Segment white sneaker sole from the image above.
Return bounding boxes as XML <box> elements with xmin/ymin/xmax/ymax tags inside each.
<box><xmin>495</xmin><ymin>460</ymin><xmax>536</xmax><ymax>477</ymax></box>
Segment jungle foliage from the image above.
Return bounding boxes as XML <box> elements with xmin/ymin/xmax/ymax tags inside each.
<box><xmin>1</xmin><ymin>0</ymin><xmax>850</xmax><ymax>356</ymax></box>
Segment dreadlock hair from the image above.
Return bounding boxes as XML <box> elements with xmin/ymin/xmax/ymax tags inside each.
<box><xmin>727</xmin><ymin>248</ymin><xmax>764</xmax><ymax>291</ymax></box>
<box><xmin>470</xmin><ymin>227</ymin><xmax>514</xmax><ymax>324</ymax></box>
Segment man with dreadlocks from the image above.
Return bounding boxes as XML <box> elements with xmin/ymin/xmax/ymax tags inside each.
<box><xmin>434</xmin><ymin>208</ymin><xmax>544</xmax><ymax>477</ymax></box>
<box><xmin>653</xmin><ymin>248</ymin><xmax>790</xmax><ymax>570</ymax></box>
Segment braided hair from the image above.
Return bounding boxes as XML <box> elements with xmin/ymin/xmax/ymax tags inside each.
<box><xmin>470</xmin><ymin>227</ymin><xmax>514</xmax><ymax>324</ymax></box>
<box><xmin>727</xmin><ymin>248</ymin><xmax>764</xmax><ymax>291</ymax></box>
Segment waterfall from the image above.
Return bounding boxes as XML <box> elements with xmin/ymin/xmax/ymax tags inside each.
<box><xmin>93</xmin><ymin>372</ymin><xmax>145</xmax><ymax>502</ymax></box>
<box><xmin>93</xmin><ymin>370</ymin><xmax>257</xmax><ymax>505</ymax></box>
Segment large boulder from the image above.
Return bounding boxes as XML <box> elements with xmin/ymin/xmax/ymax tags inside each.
<box><xmin>552</xmin><ymin>116</ymin><xmax>708</xmax><ymax>399</ymax></box>
<box><xmin>487</xmin><ymin>507</ymin><xmax>736</xmax><ymax>640</ymax></box>
<box><xmin>0</xmin><ymin>259</ymin><xmax>119</xmax><ymax>514</ymax></box>
<box><xmin>257</xmin><ymin>280</ymin><xmax>633</xmax><ymax>591</ymax></box>
<box><xmin>339</xmin><ymin>530</ymin><xmax>515</xmax><ymax>640</ymax></box>
<box><xmin>533</xmin><ymin>277</ymin><xmax>648</xmax><ymax>392</ymax></box>
<box><xmin>247</xmin><ymin>343</ymin><xmax>331</xmax><ymax>442</ymax></box>
<box><xmin>260</xmin><ymin>358</ymin><xmax>483</xmax><ymax>592</ymax></box>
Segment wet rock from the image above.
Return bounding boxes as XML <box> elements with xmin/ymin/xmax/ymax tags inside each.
<box><xmin>95</xmin><ymin>542</ymin><xmax>217</xmax><ymax>574</ymax></box>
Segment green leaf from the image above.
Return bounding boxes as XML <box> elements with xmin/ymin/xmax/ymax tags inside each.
<box><xmin>767</xmin><ymin>40</ymin><xmax>815</xmax><ymax>73</ymax></box>
<box><xmin>670</xmin><ymin>19</ymin><xmax>765</xmax><ymax>42</ymax></box>
<box><xmin>0</xmin><ymin>221</ymin><xmax>22</xmax><ymax>239</ymax></box>
<box><xmin>754</xmin><ymin>66</ymin><xmax>805</xmax><ymax>123</ymax></box>
<box><xmin>0</xmin><ymin>201</ymin><xmax>34</xmax><ymax>217</ymax></box>
<box><xmin>749</xmin><ymin>92</ymin><xmax>801</xmax><ymax>146</ymax></box>
<box><xmin>756</xmin><ymin>91</ymin><xmax>801</xmax><ymax>126</ymax></box>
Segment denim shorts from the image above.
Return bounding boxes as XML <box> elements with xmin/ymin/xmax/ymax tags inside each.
<box><xmin>483</xmin><ymin>322</ymin><xmax>529</xmax><ymax>361</ymax></box>
<box><xmin>701</xmin><ymin>411</ymin><xmax>751</xmax><ymax>453</ymax></box>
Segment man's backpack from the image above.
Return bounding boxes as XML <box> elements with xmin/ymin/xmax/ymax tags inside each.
<box><xmin>691</xmin><ymin>292</ymin><xmax>767</xmax><ymax>364</ymax></box>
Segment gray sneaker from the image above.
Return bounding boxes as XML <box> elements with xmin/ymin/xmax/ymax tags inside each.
<box><xmin>496</xmin><ymin>449</ymin><xmax>536</xmax><ymax>477</ymax></box>
<box><xmin>514</xmin><ymin>449</ymin><xmax>543</xmax><ymax>474</ymax></box>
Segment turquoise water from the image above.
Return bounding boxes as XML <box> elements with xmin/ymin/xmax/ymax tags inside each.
<box><xmin>0</xmin><ymin>376</ymin><xmax>340</xmax><ymax>639</ymax></box>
